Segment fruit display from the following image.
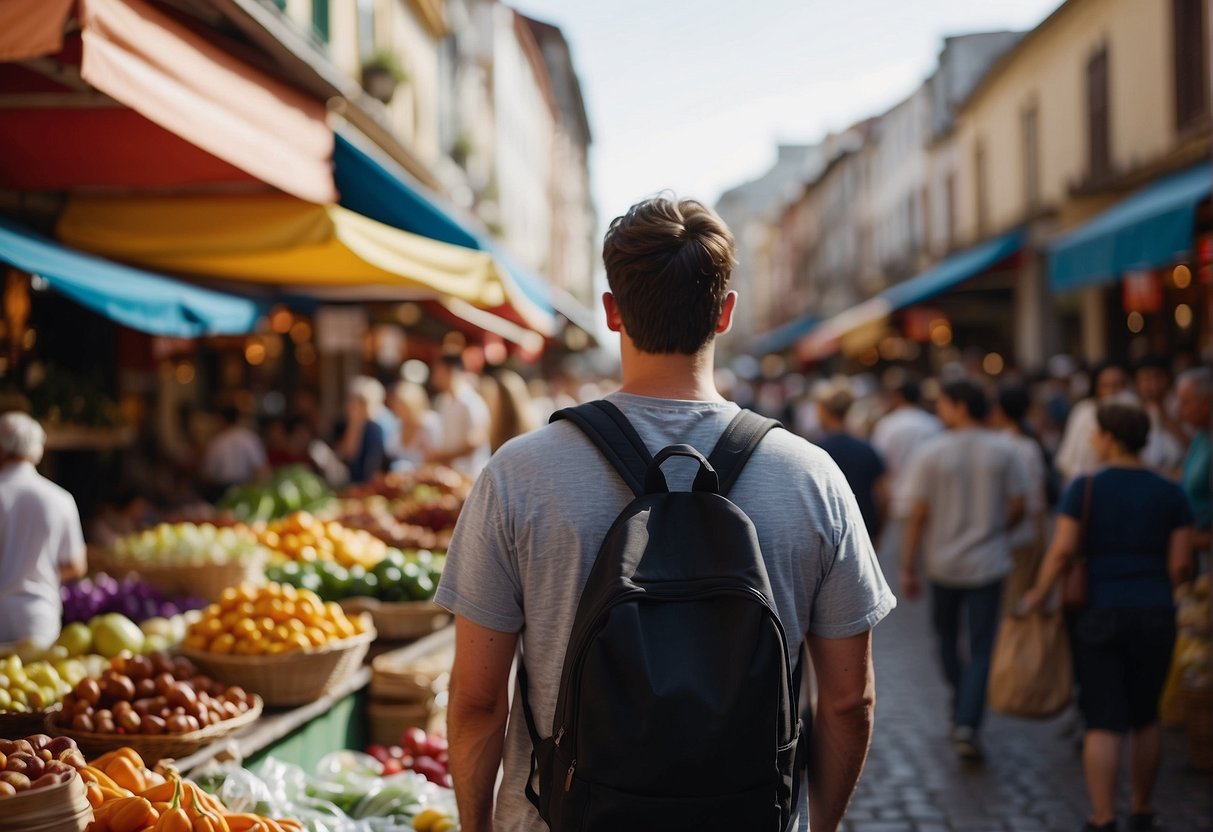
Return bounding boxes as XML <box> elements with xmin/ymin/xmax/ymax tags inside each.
<box><xmin>366</xmin><ymin>726</ymin><xmax>450</xmax><ymax>787</ymax></box>
<box><xmin>218</xmin><ymin>465</ymin><xmax>333</xmax><ymax>523</ymax></box>
<box><xmin>62</xmin><ymin>574</ymin><xmax>207</xmax><ymax>626</ymax></box>
<box><xmin>107</xmin><ymin>523</ymin><xmax>267</xmax><ymax>569</ymax></box>
<box><xmin>337</xmin><ymin>467</ymin><xmax>469</xmax><ymax>551</ymax></box>
<box><xmin>0</xmin><ymin>734</ymin><xmax>88</xmax><ymax>797</ymax></box>
<box><xmin>266</xmin><ymin>549</ymin><xmax>444</xmax><ymax>604</ymax></box>
<box><xmin>1</xmin><ymin>612</ymin><xmax>201</xmax><ymax>716</ymax></box>
<box><xmin>53</xmin><ymin>652</ymin><xmax>258</xmax><ymax>736</ymax></box>
<box><xmin>182</xmin><ymin>583</ymin><xmax>369</xmax><ymax>656</ymax></box>
<box><xmin>258</xmin><ymin>513</ymin><xmax>389</xmax><ymax>570</ymax></box>
<box><xmin>199</xmin><ymin>751</ymin><xmax>458</xmax><ymax>831</ymax></box>
<box><xmin>82</xmin><ymin>747</ymin><xmax>303</xmax><ymax>831</ymax></box>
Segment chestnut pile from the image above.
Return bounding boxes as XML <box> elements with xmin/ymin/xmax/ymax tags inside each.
<box><xmin>57</xmin><ymin>651</ymin><xmax>255</xmax><ymax>736</ymax></box>
<box><xmin>0</xmin><ymin>734</ymin><xmax>86</xmax><ymax>797</ymax></box>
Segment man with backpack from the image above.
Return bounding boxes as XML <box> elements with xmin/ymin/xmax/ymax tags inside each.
<box><xmin>436</xmin><ymin>196</ymin><xmax>896</xmax><ymax>832</ymax></box>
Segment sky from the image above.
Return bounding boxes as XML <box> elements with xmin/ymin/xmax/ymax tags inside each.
<box><xmin>510</xmin><ymin>0</ymin><xmax>1063</xmax><ymax>230</ymax></box>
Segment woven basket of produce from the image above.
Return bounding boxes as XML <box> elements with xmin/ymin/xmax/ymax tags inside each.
<box><xmin>181</xmin><ymin>630</ymin><xmax>374</xmax><ymax>707</ymax></box>
<box><xmin>370</xmin><ymin>645</ymin><xmax>452</xmax><ymax>703</ymax></box>
<box><xmin>0</xmin><ymin>705</ymin><xmax>59</xmax><ymax>739</ymax></box>
<box><xmin>46</xmin><ymin>696</ymin><xmax>262</xmax><ymax>761</ymax></box>
<box><xmin>104</xmin><ymin>523</ymin><xmax>270</xmax><ymax>602</ymax></box>
<box><xmin>367</xmin><ymin>699</ymin><xmax>432</xmax><ymax>748</ymax></box>
<box><xmin>340</xmin><ymin>598</ymin><xmax>451</xmax><ymax>641</ymax></box>
<box><xmin>1184</xmin><ymin>685</ymin><xmax>1212</xmax><ymax>771</ymax></box>
<box><xmin>0</xmin><ymin>755</ymin><xmax>91</xmax><ymax>832</ymax></box>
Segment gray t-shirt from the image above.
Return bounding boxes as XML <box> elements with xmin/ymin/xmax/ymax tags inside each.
<box><xmin>435</xmin><ymin>392</ymin><xmax>895</xmax><ymax>832</ymax></box>
<box><xmin>901</xmin><ymin>427</ymin><xmax>1030</xmax><ymax>587</ymax></box>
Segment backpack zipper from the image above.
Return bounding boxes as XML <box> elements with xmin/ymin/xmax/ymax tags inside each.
<box><xmin>557</xmin><ymin>583</ymin><xmax>792</xmax><ymax>777</ymax></box>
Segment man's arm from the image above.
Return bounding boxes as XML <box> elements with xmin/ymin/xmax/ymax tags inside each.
<box><xmin>899</xmin><ymin>499</ymin><xmax>928</xmax><ymax>600</ymax></box>
<box><xmin>448</xmin><ymin>616</ymin><xmax>519</xmax><ymax>832</ymax></box>
<box><xmin>806</xmin><ymin>630</ymin><xmax>876</xmax><ymax>832</ymax></box>
<box><xmin>1005</xmin><ymin>495</ymin><xmax>1025</xmax><ymax>530</ymax></box>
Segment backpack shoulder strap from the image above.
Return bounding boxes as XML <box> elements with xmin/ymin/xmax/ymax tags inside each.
<box><xmin>706</xmin><ymin>409</ymin><xmax>782</xmax><ymax>497</ymax></box>
<box><xmin>550</xmin><ymin>400</ymin><xmax>652</xmax><ymax>497</ymax></box>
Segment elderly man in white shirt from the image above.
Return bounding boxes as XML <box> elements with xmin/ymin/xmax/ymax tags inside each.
<box><xmin>0</xmin><ymin>412</ymin><xmax>86</xmax><ymax>650</ymax></box>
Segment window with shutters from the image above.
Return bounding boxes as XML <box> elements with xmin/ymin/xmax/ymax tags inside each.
<box><xmin>1086</xmin><ymin>46</ymin><xmax>1111</xmax><ymax>181</ymax></box>
<box><xmin>311</xmin><ymin>0</ymin><xmax>330</xmax><ymax>43</ymax></box>
<box><xmin>975</xmin><ymin>140</ymin><xmax>989</xmax><ymax>237</ymax></box>
<box><xmin>1022</xmin><ymin>102</ymin><xmax>1040</xmax><ymax>212</ymax></box>
<box><xmin>1173</xmin><ymin>0</ymin><xmax>1210</xmax><ymax>132</ymax></box>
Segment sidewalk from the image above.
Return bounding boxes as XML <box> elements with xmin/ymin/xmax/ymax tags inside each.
<box><xmin>829</xmin><ymin>560</ymin><xmax>1213</xmax><ymax>832</ymax></box>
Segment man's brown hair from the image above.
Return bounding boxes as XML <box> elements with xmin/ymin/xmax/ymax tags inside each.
<box><xmin>602</xmin><ymin>196</ymin><xmax>736</xmax><ymax>354</ymax></box>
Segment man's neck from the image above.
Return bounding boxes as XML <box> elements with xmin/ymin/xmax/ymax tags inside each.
<box><xmin>617</xmin><ymin>342</ymin><xmax>725</xmax><ymax>402</ymax></box>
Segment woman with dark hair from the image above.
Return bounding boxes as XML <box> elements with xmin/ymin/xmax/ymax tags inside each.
<box><xmin>1020</xmin><ymin>402</ymin><xmax>1194</xmax><ymax>832</ymax></box>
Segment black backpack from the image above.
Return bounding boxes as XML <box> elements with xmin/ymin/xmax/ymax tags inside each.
<box><xmin>518</xmin><ymin>400</ymin><xmax>803</xmax><ymax>832</ymax></box>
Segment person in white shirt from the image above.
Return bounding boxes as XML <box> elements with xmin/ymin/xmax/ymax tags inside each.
<box><xmin>871</xmin><ymin>376</ymin><xmax>941</xmax><ymax>555</ymax></box>
<box><xmin>428</xmin><ymin>354</ymin><xmax>491</xmax><ymax>479</ymax></box>
<box><xmin>1055</xmin><ymin>363</ymin><xmax>1131</xmax><ymax>485</ymax></box>
<box><xmin>199</xmin><ymin>405</ymin><xmax>269</xmax><ymax>498</ymax></box>
<box><xmin>989</xmin><ymin>383</ymin><xmax>1049</xmax><ymax>602</ymax></box>
<box><xmin>0</xmin><ymin>412</ymin><xmax>86</xmax><ymax>650</ymax></box>
<box><xmin>387</xmin><ymin>380</ymin><xmax>442</xmax><ymax>471</ymax></box>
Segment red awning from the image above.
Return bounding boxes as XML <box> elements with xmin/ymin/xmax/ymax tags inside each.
<box><xmin>0</xmin><ymin>0</ymin><xmax>335</xmax><ymax>202</ymax></box>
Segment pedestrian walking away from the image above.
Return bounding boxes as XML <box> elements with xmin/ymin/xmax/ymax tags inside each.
<box><xmin>1021</xmin><ymin>401</ymin><xmax>1195</xmax><ymax>832</ymax></box>
<box><xmin>899</xmin><ymin>378</ymin><xmax>1029</xmax><ymax>763</ymax></box>
<box><xmin>436</xmin><ymin>196</ymin><xmax>895</xmax><ymax>832</ymax></box>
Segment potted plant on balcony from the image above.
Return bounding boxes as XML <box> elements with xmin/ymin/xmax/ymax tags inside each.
<box><xmin>361</xmin><ymin>49</ymin><xmax>407</xmax><ymax>104</ymax></box>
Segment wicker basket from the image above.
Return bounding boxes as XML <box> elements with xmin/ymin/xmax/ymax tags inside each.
<box><xmin>179</xmin><ymin>627</ymin><xmax>375</xmax><ymax>707</ymax></box>
<box><xmin>370</xmin><ymin>646</ymin><xmax>453</xmax><ymax>702</ymax></box>
<box><xmin>0</xmin><ymin>705</ymin><xmax>59</xmax><ymax>740</ymax></box>
<box><xmin>1184</xmin><ymin>685</ymin><xmax>1212</xmax><ymax>771</ymax></box>
<box><xmin>367</xmin><ymin>699</ymin><xmax>432</xmax><ymax>747</ymax></box>
<box><xmin>0</xmin><ymin>771</ymin><xmax>91</xmax><ymax>832</ymax></box>
<box><xmin>102</xmin><ymin>553</ymin><xmax>268</xmax><ymax>602</ymax></box>
<box><xmin>44</xmin><ymin>696</ymin><xmax>263</xmax><ymax>763</ymax></box>
<box><xmin>340</xmin><ymin>598</ymin><xmax>451</xmax><ymax>641</ymax></box>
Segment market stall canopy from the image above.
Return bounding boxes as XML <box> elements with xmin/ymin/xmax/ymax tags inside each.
<box><xmin>56</xmin><ymin>195</ymin><xmax>509</xmax><ymax>309</ymax></box>
<box><xmin>0</xmin><ymin>0</ymin><xmax>334</xmax><ymax>202</ymax></box>
<box><xmin>0</xmin><ymin>216</ymin><xmax>262</xmax><ymax>337</ymax></box>
<box><xmin>798</xmin><ymin>228</ymin><xmax>1024</xmax><ymax>361</ymax></box>
<box><xmin>744</xmin><ymin>314</ymin><xmax>820</xmax><ymax>357</ymax></box>
<box><xmin>1049</xmin><ymin>162</ymin><xmax>1212</xmax><ymax>292</ymax></box>
<box><xmin>335</xmin><ymin>131</ymin><xmax>597</xmax><ymax>338</ymax></box>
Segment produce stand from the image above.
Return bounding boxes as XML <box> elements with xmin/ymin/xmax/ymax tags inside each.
<box><xmin>173</xmin><ymin>626</ymin><xmax>453</xmax><ymax>777</ymax></box>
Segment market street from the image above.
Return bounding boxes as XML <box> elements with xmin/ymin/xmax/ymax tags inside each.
<box><xmin>825</xmin><ymin>554</ymin><xmax>1213</xmax><ymax>832</ymax></box>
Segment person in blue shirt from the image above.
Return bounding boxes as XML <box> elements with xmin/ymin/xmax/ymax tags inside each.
<box><xmin>812</xmin><ymin>380</ymin><xmax>887</xmax><ymax>543</ymax></box>
<box><xmin>1021</xmin><ymin>401</ymin><xmax>1194</xmax><ymax>832</ymax></box>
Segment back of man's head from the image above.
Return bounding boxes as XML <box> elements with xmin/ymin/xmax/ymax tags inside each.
<box><xmin>0</xmin><ymin>411</ymin><xmax>46</xmax><ymax>465</ymax></box>
<box><xmin>941</xmin><ymin>379</ymin><xmax>990</xmax><ymax>422</ymax></box>
<box><xmin>603</xmin><ymin>196</ymin><xmax>736</xmax><ymax>355</ymax></box>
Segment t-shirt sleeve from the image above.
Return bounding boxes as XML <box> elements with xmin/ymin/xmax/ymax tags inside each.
<box><xmin>808</xmin><ymin>471</ymin><xmax>896</xmax><ymax>639</ymax></box>
<box><xmin>1058</xmin><ymin>476</ymin><xmax>1088</xmax><ymax>520</ymax></box>
<box><xmin>434</xmin><ymin>471</ymin><xmax>524</xmax><ymax>633</ymax></box>
<box><xmin>57</xmin><ymin>495</ymin><xmax>85</xmax><ymax>569</ymax></box>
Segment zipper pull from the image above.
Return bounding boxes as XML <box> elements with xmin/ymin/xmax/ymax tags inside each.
<box><xmin>554</xmin><ymin>726</ymin><xmax>565</xmax><ymax>747</ymax></box>
<box><xmin>564</xmin><ymin>760</ymin><xmax>577</xmax><ymax>792</ymax></box>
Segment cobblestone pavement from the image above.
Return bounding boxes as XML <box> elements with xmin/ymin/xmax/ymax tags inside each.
<box><xmin>823</xmin><ymin>559</ymin><xmax>1213</xmax><ymax>832</ymax></box>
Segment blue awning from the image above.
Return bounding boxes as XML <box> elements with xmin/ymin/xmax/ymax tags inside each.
<box><xmin>335</xmin><ymin>131</ymin><xmax>583</xmax><ymax>336</ymax></box>
<box><xmin>798</xmin><ymin>229</ymin><xmax>1024</xmax><ymax>358</ymax></box>
<box><xmin>0</xmin><ymin>217</ymin><xmax>262</xmax><ymax>337</ymax></box>
<box><xmin>746</xmin><ymin>314</ymin><xmax>819</xmax><ymax>356</ymax></box>
<box><xmin>1049</xmin><ymin>163</ymin><xmax>1212</xmax><ymax>292</ymax></box>
<box><xmin>883</xmin><ymin>228</ymin><xmax>1025</xmax><ymax>310</ymax></box>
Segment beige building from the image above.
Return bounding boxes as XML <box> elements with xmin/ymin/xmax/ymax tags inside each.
<box><xmin>940</xmin><ymin>0</ymin><xmax>1210</xmax><ymax>365</ymax></box>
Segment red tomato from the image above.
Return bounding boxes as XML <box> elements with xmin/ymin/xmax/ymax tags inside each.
<box><xmin>366</xmin><ymin>744</ymin><xmax>390</xmax><ymax>764</ymax></box>
<box><xmin>388</xmin><ymin>745</ymin><xmax>406</xmax><ymax>760</ymax></box>
<box><xmin>422</xmin><ymin>734</ymin><xmax>449</xmax><ymax>756</ymax></box>
<box><xmin>412</xmin><ymin>754</ymin><xmax>446</xmax><ymax>784</ymax></box>
<box><xmin>382</xmin><ymin>757</ymin><xmax>404</xmax><ymax>775</ymax></box>
<box><xmin>401</xmin><ymin>727</ymin><xmax>428</xmax><ymax>756</ymax></box>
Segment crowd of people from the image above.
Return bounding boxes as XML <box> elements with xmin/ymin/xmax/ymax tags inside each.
<box><xmin>736</xmin><ymin>357</ymin><xmax>1208</xmax><ymax>832</ymax></box>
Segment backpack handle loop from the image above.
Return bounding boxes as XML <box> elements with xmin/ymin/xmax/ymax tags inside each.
<box><xmin>644</xmin><ymin>444</ymin><xmax>720</xmax><ymax>495</ymax></box>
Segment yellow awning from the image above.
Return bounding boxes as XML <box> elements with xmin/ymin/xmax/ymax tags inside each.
<box><xmin>56</xmin><ymin>194</ymin><xmax>509</xmax><ymax>309</ymax></box>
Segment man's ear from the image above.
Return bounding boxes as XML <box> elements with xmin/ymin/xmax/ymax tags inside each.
<box><xmin>603</xmin><ymin>292</ymin><xmax>623</xmax><ymax>333</ymax></box>
<box><xmin>716</xmin><ymin>291</ymin><xmax>738</xmax><ymax>335</ymax></box>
